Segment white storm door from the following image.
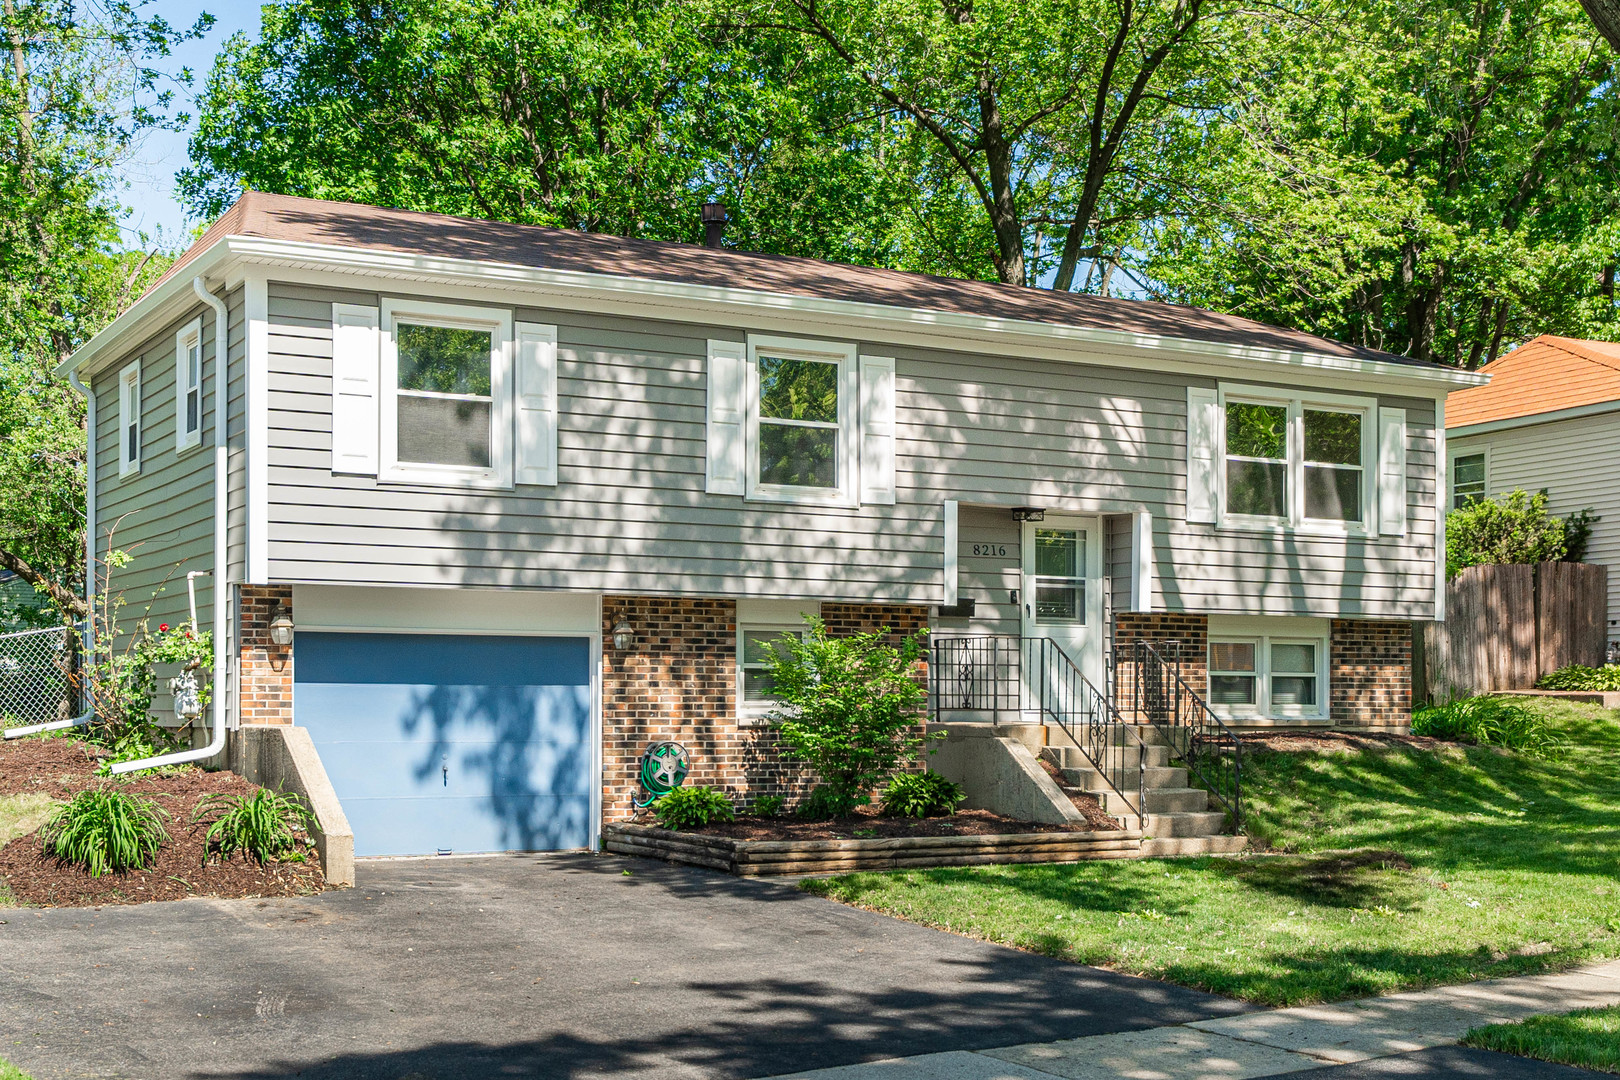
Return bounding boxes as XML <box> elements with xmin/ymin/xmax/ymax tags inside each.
<box><xmin>1021</xmin><ymin>515</ymin><xmax>1105</xmax><ymax>698</ymax></box>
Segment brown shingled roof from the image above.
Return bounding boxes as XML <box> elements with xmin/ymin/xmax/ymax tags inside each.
<box><xmin>1446</xmin><ymin>335</ymin><xmax>1620</xmax><ymax>428</ymax></box>
<box><xmin>166</xmin><ymin>191</ymin><xmax>1435</xmax><ymax>368</ymax></box>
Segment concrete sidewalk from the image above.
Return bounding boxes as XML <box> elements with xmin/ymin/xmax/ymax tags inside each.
<box><xmin>769</xmin><ymin>961</ymin><xmax>1620</xmax><ymax>1079</ymax></box>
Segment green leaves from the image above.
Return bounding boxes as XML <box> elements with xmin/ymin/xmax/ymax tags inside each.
<box><xmin>880</xmin><ymin>771</ymin><xmax>964</xmax><ymax>818</ymax></box>
<box><xmin>652</xmin><ymin>785</ymin><xmax>737</xmax><ymax>830</ymax></box>
<box><xmin>192</xmin><ymin>788</ymin><xmax>312</xmax><ymax>864</ymax></box>
<box><xmin>1445</xmin><ymin>489</ymin><xmax>1569</xmax><ymax>579</ymax></box>
<box><xmin>40</xmin><ymin>788</ymin><xmax>170</xmax><ymax>876</ymax></box>
<box><xmin>762</xmin><ymin>616</ymin><xmax>931</xmax><ymax>808</ymax></box>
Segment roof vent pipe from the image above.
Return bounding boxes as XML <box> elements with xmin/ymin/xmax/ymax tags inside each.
<box><xmin>701</xmin><ymin>201</ymin><xmax>728</xmax><ymax>249</ymax></box>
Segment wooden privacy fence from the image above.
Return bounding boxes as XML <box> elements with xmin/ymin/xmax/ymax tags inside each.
<box><xmin>1417</xmin><ymin>561</ymin><xmax>1608</xmax><ymax>701</ymax></box>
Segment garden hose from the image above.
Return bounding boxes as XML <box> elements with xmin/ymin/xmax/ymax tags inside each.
<box><xmin>633</xmin><ymin>741</ymin><xmax>691</xmax><ymax>809</ymax></box>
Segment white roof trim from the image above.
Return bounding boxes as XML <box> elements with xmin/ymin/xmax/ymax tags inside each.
<box><xmin>62</xmin><ymin>234</ymin><xmax>1490</xmax><ymax>388</ymax></box>
<box><xmin>1448</xmin><ymin>397</ymin><xmax>1620</xmax><ymax>438</ymax></box>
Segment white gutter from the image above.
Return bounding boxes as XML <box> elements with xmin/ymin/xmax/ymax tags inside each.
<box><xmin>7</xmin><ymin>372</ymin><xmax>96</xmax><ymax>740</ymax></box>
<box><xmin>111</xmin><ymin>278</ymin><xmax>231</xmax><ymax>774</ymax></box>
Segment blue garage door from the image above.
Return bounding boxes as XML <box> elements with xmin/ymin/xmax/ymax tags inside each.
<box><xmin>294</xmin><ymin>632</ymin><xmax>592</xmax><ymax>857</ymax></box>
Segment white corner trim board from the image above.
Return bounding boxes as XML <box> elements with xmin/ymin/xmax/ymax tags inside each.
<box><xmin>246</xmin><ymin>271</ymin><xmax>270</xmax><ymax>584</ymax></box>
<box><xmin>1131</xmin><ymin>510</ymin><xmax>1154</xmax><ymax>612</ymax></box>
<box><xmin>57</xmin><ymin>233</ymin><xmax>1490</xmax><ymax>393</ymax></box>
<box><xmin>943</xmin><ymin>499</ymin><xmax>960</xmax><ymax>607</ymax></box>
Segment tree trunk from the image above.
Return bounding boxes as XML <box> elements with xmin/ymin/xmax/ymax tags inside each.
<box><xmin>1577</xmin><ymin>0</ymin><xmax>1620</xmax><ymax>52</ymax></box>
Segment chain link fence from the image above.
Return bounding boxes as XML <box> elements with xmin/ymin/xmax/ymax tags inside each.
<box><xmin>0</xmin><ymin>623</ymin><xmax>84</xmax><ymax>728</ymax></box>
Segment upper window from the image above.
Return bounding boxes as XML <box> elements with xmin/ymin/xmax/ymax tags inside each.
<box><xmin>176</xmin><ymin>319</ymin><xmax>202</xmax><ymax>452</ymax></box>
<box><xmin>747</xmin><ymin>336</ymin><xmax>856</xmax><ymax>505</ymax></box>
<box><xmin>118</xmin><ymin>362</ymin><xmax>141</xmax><ymax>477</ymax></box>
<box><xmin>380</xmin><ymin>300</ymin><xmax>512</xmax><ymax>487</ymax></box>
<box><xmin>1220</xmin><ymin>388</ymin><xmax>1375</xmax><ymax>533</ymax></box>
<box><xmin>1451</xmin><ymin>452</ymin><xmax>1487</xmax><ymax>508</ymax></box>
<box><xmin>1033</xmin><ymin>528</ymin><xmax>1086</xmax><ymax>623</ymax></box>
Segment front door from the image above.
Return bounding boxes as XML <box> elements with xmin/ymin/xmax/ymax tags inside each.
<box><xmin>1021</xmin><ymin>515</ymin><xmax>1105</xmax><ymax>699</ymax></box>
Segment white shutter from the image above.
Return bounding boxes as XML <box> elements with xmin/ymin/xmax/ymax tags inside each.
<box><xmin>1186</xmin><ymin>386</ymin><xmax>1219</xmax><ymax>523</ymax></box>
<box><xmin>859</xmin><ymin>355</ymin><xmax>897</xmax><ymax>505</ymax></box>
<box><xmin>1378</xmin><ymin>407</ymin><xmax>1408</xmax><ymax>536</ymax></box>
<box><xmin>330</xmin><ymin>303</ymin><xmax>380</xmax><ymax>476</ymax></box>
<box><xmin>1131</xmin><ymin>510</ymin><xmax>1154</xmax><ymax>612</ymax></box>
<box><xmin>706</xmin><ymin>339</ymin><xmax>747</xmax><ymax>495</ymax></box>
<box><xmin>514</xmin><ymin>321</ymin><xmax>559</xmax><ymax>486</ymax></box>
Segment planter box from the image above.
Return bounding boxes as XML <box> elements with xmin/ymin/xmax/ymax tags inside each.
<box><xmin>602</xmin><ymin>822</ymin><xmax>1145</xmax><ymax>876</ymax></box>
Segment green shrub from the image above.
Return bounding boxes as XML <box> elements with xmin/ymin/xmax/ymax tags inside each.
<box><xmin>653</xmin><ymin>786</ymin><xmax>735</xmax><ymax>830</ymax></box>
<box><xmin>762</xmin><ymin>617</ymin><xmax>932</xmax><ymax>810</ymax></box>
<box><xmin>40</xmin><ymin>789</ymin><xmax>170</xmax><ymax>876</ymax></box>
<box><xmin>796</xmin><ymin>784</ymin><xmax>864</xmax><ymax>821</ymax></box>
<box><xmin>1445</xmin><ymin>489</ymin><xmax>1567</xmax><ymax>579</ymax></box>
<box><xmin>882</xmin><ymin>772</ymin><xmax>965</xmax><ymax>818</ymax></box>
<box><xmin>193</xmin><ymin>788</ymin><xmax>311</xmax><ymax>863</ymax></box>
<box><xmin>1537</xmin><ymin>664</ymin><xmax>1620</xmax><ymax>692</ymax></box>
<box><xmin>748</xmin><ymin>795</ymin><xmax>785</xmax><ymax>818</ymax></box>
<box><xmin>1412</xmin><ymin>696</ymin><xmax>1567</xmax><ymax>757</ymax></box>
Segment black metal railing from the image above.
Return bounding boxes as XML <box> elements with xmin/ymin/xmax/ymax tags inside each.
<box><xmin>1120</xmin><ymin>639</ymin><xmax>1243</xmax><ymax>831</ymax></box>
<box><xmin>931</xmin><ymin>635</ymin><xmax>1146</xmax><ymax>821</ymax></box>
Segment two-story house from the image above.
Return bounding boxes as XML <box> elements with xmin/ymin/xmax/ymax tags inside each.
<box><xmin>60</xmin><ymin>192</ymin><xmax>1483</xmax><ymax>857</ymax></box>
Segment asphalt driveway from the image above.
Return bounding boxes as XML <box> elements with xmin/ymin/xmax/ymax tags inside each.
<box><xmin>2</xmin><ymin>853</ymin><xmax>1249</xmax><ymax>1080</ymax></box>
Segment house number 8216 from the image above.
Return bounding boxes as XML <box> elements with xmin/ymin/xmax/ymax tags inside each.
<box><xmin>970</xmin><ymin>544</ymin><xmax>1008</xmax><ymax>557</ymax></box>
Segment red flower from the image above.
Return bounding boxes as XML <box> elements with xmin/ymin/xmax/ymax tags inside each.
<box><xmin>158</xmin><ymin>623</ymin><xmax>169</xmax><ymax>633</ymax></box>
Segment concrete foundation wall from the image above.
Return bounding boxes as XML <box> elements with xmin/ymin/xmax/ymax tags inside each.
<box><xmin>230</xmin><ymin>725</ymin><xmax>354</xmax><ymax>887</ymax></box>
<box><xmin>927</xmin><ymin>724</ymin><xmax>1082</xmax><ymax>826</ymax></box>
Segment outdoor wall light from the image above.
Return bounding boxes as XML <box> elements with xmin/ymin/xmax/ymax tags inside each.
<box><xmin>612</xmin><ymin>617</ymin><xmax>635</xmax><ymax>651</ymax></box>
<box><xmin>1011</xmin><ymin>506</ymin><xmax>1046</xmax><ymax>522</ymax></box>
<box><xmin>268</xmin><ymin>604</ymin><xmax>295</xmax><ymax>647</ymax></box>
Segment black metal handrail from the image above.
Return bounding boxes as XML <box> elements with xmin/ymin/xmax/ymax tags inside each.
<box><xmin>1122</xmin><ymin>639</ymin><xmax>1244</xmax><ymax>831</ymax></box>
<box><xmin>930</xmin><ymin>635</ymin><xmax>1147</xmax><ymax>821</ymax></box>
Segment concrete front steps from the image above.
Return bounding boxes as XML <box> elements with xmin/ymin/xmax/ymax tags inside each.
<box><xmin>1040</xmin><ymin>725</ymin><xmax>1247</xmax><ymax>857</ymax></box>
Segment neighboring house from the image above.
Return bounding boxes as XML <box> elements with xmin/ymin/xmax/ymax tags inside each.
<box><xmin>58</xmin><ymin>192</ymin><xmax>1482</xmax><ymax>857</ymax></box>
<box><xmin>1445</xmin><ymin>335</ymin><xmax>1620</xmax><ymax>649</ymax></box>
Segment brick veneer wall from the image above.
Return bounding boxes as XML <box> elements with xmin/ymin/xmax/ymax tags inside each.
<box><xmin>1331</xmin><ymin>619</ymin><xmax>1412</xmax><ymax>729</ymax></box>
<box><xmin>1111</xmin><ymin>612</ymin><xmax>1209</xmax><ymax>717</ymax></box>
<box><xmin>239</xmin><ymin>584</ymin><xmax>293</xmax><ymax>725</ymax></box>
<box><xmin>600</xmin><ymin>597</ymin><xmax>929</xmax><ymax>822</ymax></box>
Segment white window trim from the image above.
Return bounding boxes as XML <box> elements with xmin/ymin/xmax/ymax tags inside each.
<box><xmin>745</xmin><ymin>334</ymin><xmax>858</xmax><ymax>507</ymax></box>
<box><xmin>1217</xmin><ymin>383</ymin><xmax>1378</xmax><ymax>537</ymax></box>
<box><xmin>737</xmin><ymin>622</ymin><xmax>810</xmax><ymax>723</ymax></box>
<box><xmin>379</xmin><ymin>298</ymin><xmax>514</xmax><ymax>489</ymax></box>
<box><xmin>1447</xmin><ymin>445</ymin><xmax>1490</xmax><ymax>510</ymax></box>
<box><xmin>174</xmin><ymin>317</ymin><xmax>203</xmax><ymax>454</ymax></box>
<box><xmin>1207</xmin><ymin>620</ymin><xmax>1330</xmax><ymax>721</ymax></box>
<box><xmin>117</xmin><ymin>361</ymin><xmax>141</xmax><ymax>478</ymax></box>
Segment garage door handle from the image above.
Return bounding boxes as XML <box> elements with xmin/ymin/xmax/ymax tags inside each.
<box><xmin>442</xmin><ymin>758</ymin><xmax>448</xmax><ymax>787</ymax></box>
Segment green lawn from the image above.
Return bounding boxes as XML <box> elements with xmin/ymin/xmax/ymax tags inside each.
<box><xmin>0</xmin><ymin>1056</ymin><xmax>34</xmax><ymax>1080</ymax></box>
<box><xmin>803</xmin><ymin>700</ymin><xmax>1620</xmax><ymax>1006</ymax></box>
<box><xmin>0</xmin><ymin>792</ymin><xmax>59</xmax><ymax>907</ymax></box>
<box><xmin>1464</xmin><ymin>1005</ymin><xmax>1620</xmax><ymax>1073</ymax></box>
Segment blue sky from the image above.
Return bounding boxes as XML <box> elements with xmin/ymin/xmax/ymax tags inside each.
<box><xmin>116</xmin><ymin>2</ymin><xmax>262</xmax><ymax>244</ymax></box>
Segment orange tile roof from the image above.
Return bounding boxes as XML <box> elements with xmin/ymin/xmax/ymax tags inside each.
<box><xmin>1447</xmin><ymin>335</ymin><xmax>1620</xmax><ymax>428</ymax></box>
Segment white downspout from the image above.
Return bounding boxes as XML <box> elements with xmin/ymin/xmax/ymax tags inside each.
<box><xmin>111</xmin><ymin>278</ymin><xmax>231</xmax><ymax>773</ymax></box>
<box><xmin>4</xmin><ymin>372</ymin><xmax>97</xmax><ymax>740</ymax></box>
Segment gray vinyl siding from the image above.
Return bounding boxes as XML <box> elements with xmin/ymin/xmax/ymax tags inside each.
<box><xmin>92</xmin><ymin>303</ymin><xmax>222</xmax><ymax>642</ymax></box>
<box><xmin>224</xmin><ymin>286</ymin><xmax>246</xmax><ymax>584</ymax></box>
<box><xmin>259</xmin><ymin>281</ymin><xmax>1439</xmax><ymax>619</ymax></box>
<box><xmin>1452</xmin><ymin>411</ymin><xmax>1620</xmax><ymax>644</ymax></box>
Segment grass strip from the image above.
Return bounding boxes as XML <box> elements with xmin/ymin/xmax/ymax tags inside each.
<box><xmin>1463</xmin><ymin>1005</ymin><xmax>1620</xmax><ymax>1073</ymax></box>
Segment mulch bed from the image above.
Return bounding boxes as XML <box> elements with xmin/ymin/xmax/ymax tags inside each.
<box><xmin>1036</xmin><ymin>756</ymin><xmax>1128</xmax><ymax>830</ymax></box>
<box><xmin>0</xmin><ymin>735</ymin><xmax>324</xmax><ymax>908</ymax></box>
<box><xmin>1237</xmin><ymin>730</ymin><xmax>1446</xmax><ymax>754</ymax></box>
<box><xmin>660</xmin><ymin>804</ymin><xmax>1104</xmax><ymax>841</ymax></box>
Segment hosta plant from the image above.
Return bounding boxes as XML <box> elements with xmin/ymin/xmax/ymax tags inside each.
<box><xmin>652</xmin><ymin>786</ymin><xmax>735</xmax><ymax>830</ymax></box>
<box><xmin>881</xmin><ymin>771</ymin><xmax>965</xmax><ymax>818</ymax></box>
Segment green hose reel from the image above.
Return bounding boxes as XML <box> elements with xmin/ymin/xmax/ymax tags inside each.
<box><xmin>633</xmin><ymin>740</ymin><xmax>691</xmax><ymax>809</ymax></box>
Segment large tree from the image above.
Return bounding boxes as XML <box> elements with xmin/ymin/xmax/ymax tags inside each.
<box><xmin>181</xmin><ymin>0</ymin><xmax>912</xmax><ymax>266</ymax></box>
<box><xmin>1141</xmin><ymin>0</ymin><xmax>1619</xmax><ymax>366</ymax></box>
<box><xmin>0</xmin><ymin>1</ymin><xmax>206</xmax><ymax>621</ymax></box>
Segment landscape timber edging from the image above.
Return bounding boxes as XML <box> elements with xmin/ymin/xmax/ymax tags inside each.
<box><xmin>601</xmin><ymin>822</ymin><xmax>1146</xmax><ymax>876</ymax></box>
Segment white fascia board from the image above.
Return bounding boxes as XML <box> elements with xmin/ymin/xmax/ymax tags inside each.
<box><xmin>63</xmin><ymin>234</ymin><xmax>1490</xmax><ymax>392</ymax></box>
<box><xmin>1446</xmin><ymin>398</ymin><xmax>1620</xmax><ymax>438</ymax></box>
